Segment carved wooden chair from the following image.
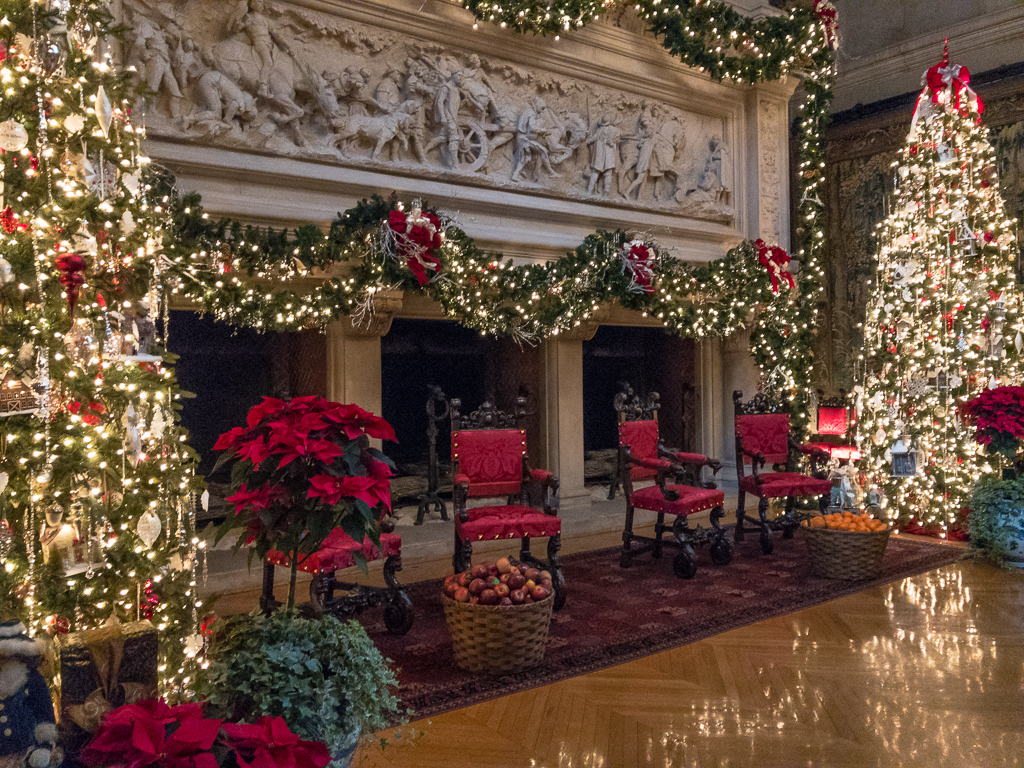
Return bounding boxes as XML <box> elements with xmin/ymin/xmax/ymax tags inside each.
<box><xmin>261</xmin><ymin>438</ymin><xmax>413</xmax><ymax>635</ymax></box>
<box><xmin>615</xmin><ymin>384</ymin><xmax>732</xmax><ymax>578</ymax></box>
<box><xmin>804</xmin><ymin>389</ymin><xmax>861</xmax><ymax>463</ymax></box>
<box><xmin>733</xmin><ymin>390</ymin><xmax>832</xmax><ymax>554</ymax></box>
<box><xmin>450</xmin><ymin>397</ymin><xmax>566</xmax><ymax>610</ymax></box>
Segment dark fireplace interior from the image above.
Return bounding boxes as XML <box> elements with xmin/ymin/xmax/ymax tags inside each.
<box><xmin>381</xmin><ymin>319</ymin><xmax>541</xmax><ymax>505</ymax></box>
<box><xmin>169</xmin><ymin>311</ymin><xmax>326</xmax><ymax>476</ymax></box>
<box><xmin>582</xmin><ymin>325</ymin><xmax>695</xmax><ymax>484</ymax></box>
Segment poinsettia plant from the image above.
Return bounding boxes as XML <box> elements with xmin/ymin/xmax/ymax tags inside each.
<box><xmin>384</xmin><ymin>202</ymin><xmax>443</xmax><ymax>285</ymax></box>
<box><xmin>79</xmin><ymin>699</ymin><xmax>330</xmax><ymax>768</ymax></box>
<box><xmin>213</xmin><ymin>396</ymin><xmax>396</xmax><ymax>608</ymax></box>
<box><xmin>961</xmin><ymin>385</ymin><xmax>1024</xmax><ymax>461</ymax></box>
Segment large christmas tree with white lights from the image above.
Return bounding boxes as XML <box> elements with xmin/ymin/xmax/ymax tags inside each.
<box><xmin>0</xmin><ymin>1</ymin><xmax>202</xmax><ymax>688</ymax></box>
<box><xmin>858</xmin><ymin>50</ymin><xmax>1023</xmax><ymax>530</ymax></box>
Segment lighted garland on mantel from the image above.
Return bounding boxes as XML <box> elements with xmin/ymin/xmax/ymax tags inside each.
<box><xmin>457</xmin><ymin>0</ymin><xmax>839</xmax><ymax>429</ymax></box>
<box><xmin>164</xmin><ymin>192</ymin><xmax>802</xmax><ymax>404</ymax></box>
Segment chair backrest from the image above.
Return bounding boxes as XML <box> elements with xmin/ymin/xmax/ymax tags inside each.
<box><xmin>816</xmin><ymin>390</ymin><xmax>851</xmax><ymax>438</ymax></box>
<box><xmin>451</xmin><ymin>398</ymin><xmax>527</xmax><ymax>498</ymax></box>
<box><xmin>614</xmin><ymin>384</ymin><xmax>662</xmax><ymax>481</ymax></box>
<box><xmin>733</xmin><ymin>391</ymin><xmax>790</xmax><ymax>465</ymax></box>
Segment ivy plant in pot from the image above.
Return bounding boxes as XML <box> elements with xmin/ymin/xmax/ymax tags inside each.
<box><xmin>962</xmin><ymin>385</ymin><xmax>1024</xmax><ymax>567</ymax></box>
<box><xmin>213</xmin><ymin>395</ymin><xmax>397</xmax><ymax>608</ymax></box>
<box><xmin>195</xmin><ymin>609</ymin><xmax>407</xmax><ymax>767</ymax></box>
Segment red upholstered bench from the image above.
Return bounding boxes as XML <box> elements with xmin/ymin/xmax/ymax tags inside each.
<box><xmin>261</xmin><ymin>527</ymin><xmax>413</xmax><ymax>635</ymax></box>
<box><xmin>612</xmin><ymin>384</ymin><xmax>732</xmax><ymax>579</ymax></box>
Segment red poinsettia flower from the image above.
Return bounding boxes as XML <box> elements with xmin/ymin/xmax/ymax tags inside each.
<box><xmin>222</xmin><ymin>717</ymin><xmax>331</xmax><ymax>768</ymax></box>
<box><xmin>214</xmin><ymin>426</ymin><xmax>250</xmax><ymax>451</ymax></box>
<box><xmin>247</xmin><ymin>397</ymin><xmax>287</xmax><ymax>428</ymax></box>
<box><xmin>226</xmin><ymin>482</ymin><xmax>286</xmax><ymax>515</ymax></box>
<box><xmin>307</xmin><ymin>474</ymin><xmax>383</xmax><ymax>508</ymax></box>
<box><xmin>388</xmin><ymin>208</ymin><xmax>443</xmax><ymax>286</ymax></box>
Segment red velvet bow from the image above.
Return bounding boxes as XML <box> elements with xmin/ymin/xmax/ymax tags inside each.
<box><xmin>925</xmin><ymin>60</ymin><xmax>983</xmax><ymax>114</ymax></box>
<box><xmin>622</xmin><ymin>240</ymin><xmax>656</xmax><ymax>294</ymax></box>
<box><xmin>754</xmin><ymin>239</ymin><xmax>795</xmax><ymax>294</ymax></box>
<box><xmin>54</xmin><ymin>252</ymin><xmax>88</xmax><ymax>317</ymax></box>
<box><xmin>388</xmin><ymin>207</ymin><xmax>442</xmax><ymax>286</ymax></box>
<box><xmin>813</xmin><ymin>0</ymin><xmax>839</xmax><ymax>49</ymax></box>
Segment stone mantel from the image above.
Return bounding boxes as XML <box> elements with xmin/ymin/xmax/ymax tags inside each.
<box><xmin>126</xmin><ymin>0</ymin><xmax>796</xmax><ymax>263</ymax></box>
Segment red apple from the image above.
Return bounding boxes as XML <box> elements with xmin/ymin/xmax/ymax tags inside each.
<box><xmin>524</xmin><ymin>568</ymin><xmax>540</xmax><ymax>582</ymax></box>
<box><xmin>497</xmin><ymin>557</ymin><xmax>512</xmax><ymax>574</ymax></box>
<box><xmin>471</xmin><ymin>596</ymin><xmax>480</xmax><ymax>605</ymax></box>
<box><xmin>539</xmin><ymin>570</ymin><xmax>551</xmax><ymax>582</ymax></box>
<box><xmin>531</xmin><ymin>585</ymin><xmax>549</xmax><ymax>601</ymax></box>
<box><xmin>471</xmin><ymin>564</ymin><xmax>489</xmax><ymax>580</ymax></box>
<box><xmin>508</xmin><ymin>572</ymin><xmax>526</xmax><ymax>590</ymax></box>
<box><xmin>521</xmin><ymin>595</ymin><xmax>533</xmax><ymax>604</ymax></box>
<box><xmin>499</xmin><ymin>573</ymin><xmax>511</xmax><ymax>585</ymax></box>
<box><xmin>486</xmin><ymin>563</ymin><xmax>499</xmax><ymax>578</ymax></box>
<box><xmin>510</xmin><ymin>589</ymin><xmax>526</xmax><ymax>605</ymax></box>
<box><xmin>443</xmin><ymin>581</ymin><xmax>459</xmax><ymax>599</ymax></box>
<box><xmin>458</xmin><ymin>572</ymin><xmax>473</xmax><ymax>588</ymax></box>
<box><xmin>480</xmin><ymin>588</ymin><xmax>498</xmax><ymax>606</ymax></box>
<box><xmin>499</xmin><ymin>596</ymin><xmax>513</xmax><ymax>606</ymax></box>
<box><xmin>469</xmin><ymin>578</ymin><xmax>487</xmax><ymax>596</ymax></box>
<box><xmin>494</xmin><ymin>583</ymin><xmax>510</xmax><ymax>598</ymax></box>
<box><xmin>454</xmin><ymin>587</ymin><xmax>470</xmax><ymax>602</ymax></box>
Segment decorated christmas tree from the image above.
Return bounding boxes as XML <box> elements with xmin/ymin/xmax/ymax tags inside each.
<box><xmin>857</xmin><ymin>48</ymin><xmax>1023</xmax><ymax>531</ymax></box>
<box><xmin>0</xmin><ymin>1</ymin><xmax>202</xmax><ymax>688</ymax></box>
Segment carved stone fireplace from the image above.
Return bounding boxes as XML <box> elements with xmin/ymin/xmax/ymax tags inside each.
<box><xmin>141</xmin><ymin>0</ymin><xmax>789</xmax><ymax>513</ymax></box>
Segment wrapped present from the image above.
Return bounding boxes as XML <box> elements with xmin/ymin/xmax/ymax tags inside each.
<box><xmin>56</xmin><ymin>618</ymin><xmax>158</xmax><ymax>762</ymax></box>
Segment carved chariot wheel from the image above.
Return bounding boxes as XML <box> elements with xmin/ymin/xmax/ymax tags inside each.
<box><xmin>456</xmin><ymin>120</ymin><xmax>489</xmax><ymax>172</ymax></box>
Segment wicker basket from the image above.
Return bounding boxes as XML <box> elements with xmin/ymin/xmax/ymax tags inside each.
<box><xmin>443</xmin><ymin>594</ymin><xmax>554</xmax><ymax>675</ymax></box>
<box><xmin>802</xmin><ymin>520</ymin><xmax>892</xmax><ymax>580</ymax></box>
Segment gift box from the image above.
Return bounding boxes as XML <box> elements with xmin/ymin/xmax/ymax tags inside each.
<box><xmin>56</xmin><ymin>618</ymin><xmax>159</xmax><ymax>764</ymax></box>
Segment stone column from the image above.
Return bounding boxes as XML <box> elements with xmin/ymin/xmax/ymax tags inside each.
<box><xmin>325</xmin><ymin>291</ymin><xmax>403</xmax><ymax>426</ymax></box>
<box><xmin>744</xmin><ymin>81</ymin><xmax>796</xmax><ymax>247</ymax></box>
<box><xmin>539</xmin><ymin>324</ymin><xmax>596</xmax><ymax>513</ymax></box>
<box><xmin>720</xmin><ymin>327</ymin><xmax>761</xmax><ymax>472</ymax></box>
<box><xmin>695</xmin><ymin>337</ymin><xmax>724</xmax><ymax>462</ymax></box>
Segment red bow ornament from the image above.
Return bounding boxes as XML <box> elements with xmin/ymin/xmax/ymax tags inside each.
<box><xmin>54</xmin><ymin>251</ymin><xmax>88</xmax><ymax>317</ymax></box>
<box><xmin>813</xmin><ymin>0</ymin><xmax>839</xmax><ymax>50</ymax></box>
<box><xmin>754</xmin><ymin>239</ymin><xmax>795</xmax><ymax>294</ymax></box>
<box><xmin>912</xmin><ymin>51</ymin><xmax>984</xmax><ymax>136</ymax></box>
<box><xmin>387</xmin><ymin>205</ymin><xmax>442</xmax><ymax>286</ymax></box>
<box><xmin>621</xmin><ymin>240</ymin><xmax>656</xmax><ymax>294</ymax></box>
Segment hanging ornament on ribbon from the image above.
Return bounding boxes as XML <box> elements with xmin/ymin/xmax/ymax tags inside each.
<box><xmin>54</xmin><ymin>251</ymin><xmax>87</xmax><ymax>317</ymax></box>
<box><xmin>64</xmin><ymin>113</ymin><xmax>85</xmax><ymax>134</ymax></box>
<box><xmin>94</xmin><ymin>84</ymin><xmax>112</xmax><ymax>137</ymax></box>
<box><xmin>0</xmin><ymin>518</ymin><xmax>12</xmax><ymax>560</ymax></box>
<box><xmin>122</xmin><ymin>404</ymin><xmax>143</xmax><ymax>467</ymax></box>
<box><xmin>0</xmin><ymin>207</ymin><xmax>16</xmax><ymax>234</ymax></box>
<box><xmin>620</xmin><ymin>240</ymin><xmax>657</xmax><ymax>294</ymax></box>
<box><xmin>136</xmin><ymin>509</ymin><xmax>162</xmax><ymax>549</ymax></box>
<box><xmin>0</xmin><ymin>119</ymin><xmax>28</xmax><ymax>152</ymax></box>
<box><xmin>754</xmin><ymin>239</ymin><xmax>795</xmax><ymax>294</ymax></box>
<box><xmin>383</xmin><ymin>202</ymin><xmax>443</xmax><ymax>286</ymax></box>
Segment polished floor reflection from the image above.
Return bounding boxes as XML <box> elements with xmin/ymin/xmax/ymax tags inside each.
<box><xmin>361</xmin><ymin>558</ymin><xmax>1024</xmax><ymax>768</ymax></box>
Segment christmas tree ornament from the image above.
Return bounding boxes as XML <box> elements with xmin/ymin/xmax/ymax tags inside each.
<box><xmin>94</xmin><ymin>84</ymin><xmax>112</xmax><ymax>137</ymax></box>
<box><xmin>890</xmin><ymin>435</ymin><xmax>918</xmax><ymax>477</ymax></box>
<box><xmin>54</xmin><ymin>252</ymin><xmax>87</xmax><ymax>317</ymax></box>
<box><xmin>136</xmin><ymin>509</ymin><xmax>161</xmax><ymax>549</ymax></box>
<box><xmin>0</xmin><ymin>518</ymin><xmax>12</xmax><ymax>559</ymax></box>
<box><xmin>122</xmin><ymin>404</ymin><xmax>143</xmax><ymax>467</ymax></box>
<box><xmin>0</xmin><ymin>471</ymin><xmax>7</xmax><ymax>495</ymax></box>
<box><xmin>0</xmin><ymin>119</ymin><xmax>28</xmax><ymax>152</ymax></box>
<box><xmin>59</xmin><ymin>147</ymin><xmax>82</xmax><ymax>180</ymax></box>
<box><xmin>64</xmin><ymin>113</ymin><xmax>85</xmax><ymax>133</ymax></box>
<box><xmin>0</xmin><ymin>257</ymin><xmax>12</xmax><ymax>284</ymax></box>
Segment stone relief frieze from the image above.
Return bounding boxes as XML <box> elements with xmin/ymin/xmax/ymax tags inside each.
<box><xmin>124</xmin><ymin>0</ymin><xmax>734</xmax><ymax>221</ymax></box>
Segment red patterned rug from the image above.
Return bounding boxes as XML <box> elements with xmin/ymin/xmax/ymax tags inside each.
<box><xmin>360</xmin><ymin>534</ymin><xmax>963</xmax><ymax>720</ymax></box>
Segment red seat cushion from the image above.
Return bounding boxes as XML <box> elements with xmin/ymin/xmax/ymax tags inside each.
<box><xmin>456</xmin><ymin>505</ymin><xmax>562</xmax><ymax>541</ymax></box>
<box><xmin>806</xmin><ymin>441</ymin><xmax>862</xmax><ymax>461</ymax></box>
<box><xmin>740</xmin><ymin>472</ymin><xmax>832</xmax><ymax>499</ymax></box>
<box><xmin>630</xmin><ymin>484</ymin><xmax>725</xmax><ymax>516</ymax></box>
<box><xmin>266</xmin><ymin>529</ymin><xmax>402</xmax><ymax>574</ymax></box>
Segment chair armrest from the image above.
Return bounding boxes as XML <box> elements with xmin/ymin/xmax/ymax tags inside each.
<box><xmin>525</xmin><ymin>466</ymin><xmax>559</xmax><ymax>515</ymax></box>
<box><xmin>634</xmin><ymin>456</ymin><xmax>674</xmax><ymax>472</ymax></box>
<box><xmin>454</xmin><ymin>472</ymin><xmax>471</xmax><ymax>488</ymax></box>
<box><xmin>740</xmin><ymin>445</ymin><xmax>766</xmax><ymax>482</ymax></box>
<box><xmin>453</xmin><ymin>473</ymin><xmax>470</xmax><ymax>520</ymax></box>
<box><xmin>530</xmin><ymin>468</ymin><xmax>554</xmax><ymax>484</ymax></box>
<box><xmin>793</xmin><ymin>437</ymin><xmax>829</xmax><ymax>476</ymax></box>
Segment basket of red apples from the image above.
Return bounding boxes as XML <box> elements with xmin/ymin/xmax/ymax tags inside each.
<box><xmin>442</xmin><ymin>557</ymin><xmax>555</xmax><ymax>674</ymax></box>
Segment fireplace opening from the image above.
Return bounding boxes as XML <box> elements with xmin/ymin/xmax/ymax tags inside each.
<box><xmin>582</xmin><ymin>325</ymin><xmax>695</xmax><ymax>486</ymax></box>
<box><xmin>382</xmin><ymin>319</ymin><xmax>541</xmax><ymax>508</ymax></box>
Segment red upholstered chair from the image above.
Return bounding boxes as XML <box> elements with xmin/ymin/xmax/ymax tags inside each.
<box><xmin>451</xmin><ymin>397</ymin><xmax>565</xmax><ymax>610</ymax></box>
<box><xmin>804</xmin><ymin>390</ymin><xmax>861</xmax><ymax>463</ymax></box>
<box><xmin>615</xmin><ymin>385</ymin><xmax>732</xmax><ymax>578</ymax></box>
<box><xmin>733</xmin><ymin>390</ymin><xmax>832</xmax><ymax>554</ymax></box>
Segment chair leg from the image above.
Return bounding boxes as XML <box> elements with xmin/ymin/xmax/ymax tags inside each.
<box><xmin>453</xmin><ymin>531</ymin><xmax>472</xmax><ymax>573</ymax></box>
<box><xmin>819</xmin><ymin>491</ymin><xmax>829</xmax><ymax>515</ymax></box>
<box><xmin>547</xmin><ymin>533</ymin><xmax>566</xmax><ymax>611</ymax></box>
<box><xmin>519</xmin><ymin>535</ymin><xmax>532</xmax><ymax>564</ymax></box>
<box><xmin>652</xmin><ymin>512</ymin><xmax>666</xmax><ymax>558</ymax></box>
<box><xmin>608</xmin><ymin>474</ymin><xmax>620</xmax><ymax>501</ymax></box>
<box><xmin>783</xmin><ymin>496</ymin><xmax>797</xmax><ymax>539</ymax></box>
<box><xmin>621</xmin><ymin>502</ymin><xmax>637</xmax><ymax>568</ymax></box>
<box><xmin>735</xmin><ymin>489</ymin><xmax>746</xmax><ymax>542</ymax></box>
<box><xmin>757</xmin><ymin>496</ymin><xmax>774</xmax><ymax>555</ymax></box>
<box><xmin>382</xmin><ymin>555</ymin><xmax>414</xmax><ymax>636</ymax></box>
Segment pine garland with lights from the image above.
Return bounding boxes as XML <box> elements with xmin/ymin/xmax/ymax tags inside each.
<box><xmin>857</xmin><ymin>54</ymin><xmax>1023</xmax><ymax>530</ymax></box>
<box><xmin>0</xmin><ymin>0</ymin><xmax>203</xmax><ymax>692</ymax></box>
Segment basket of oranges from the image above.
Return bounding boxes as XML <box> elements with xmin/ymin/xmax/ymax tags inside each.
<box><xmin>802</xmin><ymin>510</ymin><xmax>892</xmax><ymax>580</ymax></box>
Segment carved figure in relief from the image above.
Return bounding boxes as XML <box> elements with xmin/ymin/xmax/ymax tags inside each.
<box><xmin>132</xmin><ymin>17</ymin><xmax>184</xmax><ymax>115</ymax></box>
<box><xmin>227</xmin><ymin>0</ymin><xmax>282</xmax><ymax>99</ymax></box>
<box><xmin>190</xmin><ymin>69</ymin><xmax>257</xmax><ymax>133</ymax></box>
<box><xmin>172</xmin><ymin>37</ymin><xmax>204</xmax><ymax>96</ymax></box>
<box><xmin>624</xmin><ymin>107</ymin><xmax>679</xmax><ymax>200</ymax></box>
<box><xmin>586</xmin><ymin>113</ymin><xmax>621</xmax><ymax>196</ymax></box>
<box><xmin>338</xmin><ymin>102</ymin><xmax>417</xmax><ymax>160</ymax></box>
<box><xmin>511</xmin><ymin>97</ymin><xmax>560</xmax><ymax>182</ymax></box>
<box><xmin>684</xmin><ymin>135</ymin><xmax>728</xmax><ymax>204</ymax></box>
<box><xmin>326</xmin><ymin>66</ymin><xmax>371</xmax><ymax>116</ymax></box>
<box><xmin>401</xmin><ymin>62</ymin><xmax>433</xmax><ymax>163</ymax></box>
<box><xmin>461</xmin><ymin>54</ymin><xmax>498</xmax><ymax>119</ymax></box>
<box><xmin>430</xmin><ymin>70</ymin><xmax>464</xmax><ymax>168</ymax></box>
<box><xmin>373</xmin><ymin>66</ymin><xmax>403</xmax><ymax>114</ymax></box>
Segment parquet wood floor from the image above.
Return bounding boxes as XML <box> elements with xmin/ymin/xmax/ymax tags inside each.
<box><xmin>359</xmin><ymin>558</ymin><xmax>1024</xmax><ymax>768</ymax></box>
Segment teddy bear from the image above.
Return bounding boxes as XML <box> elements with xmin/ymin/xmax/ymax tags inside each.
<box><xmin>0</xmin><ymin>620</ymin><xmax>60</xmax><ymax>768</ymax></box>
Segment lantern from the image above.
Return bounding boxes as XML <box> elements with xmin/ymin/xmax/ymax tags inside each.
<box><xmin>891</xmin><ymin>434</ymin><xmax>918</xmax><ymax>477</ymax></box>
